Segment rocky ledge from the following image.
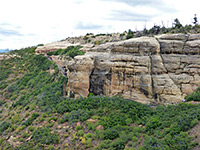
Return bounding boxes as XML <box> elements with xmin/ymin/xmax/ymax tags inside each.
<box><xmin>44</xmin><ymin>34</ymin><xmax>200</xmax><ymax>104</ymax></box>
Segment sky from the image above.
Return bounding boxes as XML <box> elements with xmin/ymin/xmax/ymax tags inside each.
<box><xmin>0</xmin><ymin>0</ymin><xmax>200</xmax><ymax>50</ymax></box>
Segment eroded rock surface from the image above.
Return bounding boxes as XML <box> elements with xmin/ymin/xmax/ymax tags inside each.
<box><xmin>43</xmin><ymin>34</ymin><xmax>200</xmax><ymax>104</ymax></box>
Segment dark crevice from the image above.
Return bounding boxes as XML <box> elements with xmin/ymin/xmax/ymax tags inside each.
<box><xmin>89</xmin><ymin>68</ymin><xmax>96</xmax><ymax>95</ymax></box>
<box><xmin>149</xmin><ymin>53</ymin><xmax>155</xmax><ymax>99</ymax></box>
<box><xmin>182</xmin><ymin>34</ymin><xmax>189</xmax><ymax>51</ymax></box>
<box><xmin>89</xmin><ymin>57</ymin><xmax>98</xmax><ymax>95</ymax></box>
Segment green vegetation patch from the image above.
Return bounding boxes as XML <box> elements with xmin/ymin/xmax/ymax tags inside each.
<box><xmin>186</xmin><ymin>87</ymin><xmax>200</xmax><ymax>102</ymax></box>
<box><xmin>32</xmin><ymin>127</ymin><xmax>59</xmax><ymax>145</ymax></box>
<box><xmin>1</xmin><ymin>46</ymin><xmax>200</xmax><ymax>149</ymax></box>
<box><xmin>47</xmin><ymin>45</ymin><xmax>84</xmax><ymax>58</ymax></box>
<box><xmin>0</xmin><ymin>121</ymin><xmax>10</xmax><ymax>135</ymax></box>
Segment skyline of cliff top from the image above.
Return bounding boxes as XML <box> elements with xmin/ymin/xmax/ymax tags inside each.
<box><xmin>1</xmin><ymin>0</ymin><xmax>200</xmax><ymax>50</ymax></box>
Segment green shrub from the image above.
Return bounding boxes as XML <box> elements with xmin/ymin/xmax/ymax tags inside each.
<box><xmin>0</xmin><ymin>121</ymin><xmax>10</xmax><ymax>135</ymax></box>
<box><xmin>0</xmin><ymin>81</ymin><xmax>8</xmax><ymax>89</ymax></box>
<box><xmin>32</xmin><ymin>127</ymin><xmax>59</xmax><ymax>145</ymax></box>
<box><xmin>75</xmin><ymin>125</ymin><xmax>83</xmax><ymax>130</ymax></box>
<box><xmin>132</xmin><ymin>136</ymin><xmax>138</xmax><ymax>142</ymax></box>
<box><xmin>95</xmin><ymin>139</ymin><xmax>112</xmax><ymax>150</ymax></box>
<box><xmin>145</xmin><ymin>117</ymin><xmax>162</xmax><ymax>134</ymax></box>
<box><xmin>28</xmin><ymin>126</ymin><xmax>36</xmax><ymax>132</ymax></box>
<box><xmin>7</xmin><ymin>84</ymin><xmax>17</xmax><ymax>93</ymax></box>
<box><xmin>46</xmin><ymin>145</ymin><xmax>55</xmax><ymax>150</ymax></box>
<box><xmin>186</xmin><ymin>92</ymin><xmax>200</xmax><ymax>101</ymax></box>
<box><xmin>47</xmin><ymin>117</ymin><xmax>57</xmax><ymax>123</ymax></box>
<box><xmin>47</xmin><ymin>45</ymin><xmax>84</xmax><ymax>58</ymax></box>
<box><xmin>110</xmin><ymin>138</ymin><xmax>127</xmax><ymax>150</ymax></box>
<box><xmin>10</xmin><ymin>94</ymin><xmax>18</xmax><ymax>101</ymax></box>
<box><xmin>125</xmin><ymin>118</ymin><xmax>133</xmax><ymax>125</ymax></box>
<box><xmin>84</xmin><ymin>132</ymin><xmax>94</xmax><ymax>139</ymax></box>
<box><xmin>142</xmin><ymin>135</ymin><xmax>169</xmax><ymax>150</ymax></box>
<box><xmin>22</xmin><ymin>112</ymin><xmax>39</xmax><ymax>127</ymax></box>
<box><xmin>191</xmin><ymin>118</ymin><xmax>199</xmax><ymax>127</ymax></box>
<box><xmin>77</xmin><ymin>130</ymin><xmax>84</xmax><ymax>136</ymax></box>
<box><xmin>11</xmin><ymin>114</ymin><xmax>21</xmax><ymax>124</ymax></box>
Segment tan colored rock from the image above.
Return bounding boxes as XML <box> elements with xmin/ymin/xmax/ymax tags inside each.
<box><xmin>67</xmin><ymin>55</ymin><xmax>94</xmax><ymax>98</ymax></box>
<box><xmin>57</xmin><ymin>125</ymin><xmax>62</xmax><ymax>129</ymax></box>
<box><xmin>76</xmin><ymin>121</ymin><xmax>81</xmax><ymax>126</ymax></box>
<box><xmin>41</xmin><ymin>33</ymin><xmax>200</xmax><ymax>104</ymax></box>
<box><xmin>157</xmin><ymin>33</ymin><xmax>188</xmax><ymax>41</ymax></box>
<box><xmin>50</xmin><ymin>120</ymin><xmax>56</xmax><ymax>123</ymax></box>
<box><xmin>35</xmin><ymin>41</ymin><xmax>81</xmax><ymax>54</ymax></box>
<box><xmin>159</xmin><ymin>40</ymin><xmax>184</xmax><ymax>54</ymax></box>
<box><xmin>96</xmin><ymin>125</ymin><xmax>104</xmax><ymax>130</ymax></box>
<box><xmin>87</xmin><ymin>119</ymin><xmax>97</xmax><ymax>124</ymax></box>
<box><xmin>0</xmin><ymin>54</ymin><xmax>20</xmax><ymax>60</ymax></box>
<box><xmin>182</xmin><ymin>84</ymin><xmax>194</xmax><ymax>95</ymax></box>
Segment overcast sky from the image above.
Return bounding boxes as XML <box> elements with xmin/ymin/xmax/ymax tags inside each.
<box><xmin>0</xmin><ymin>0</ymin><xmax>200</xmax><ymax>49</ymax></box>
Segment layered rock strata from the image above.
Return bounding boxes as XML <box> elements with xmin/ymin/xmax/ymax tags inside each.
<box><xmin>64</xmin><ymin>34</ymin><xmax>200</xmax><ymax>104</ymax></box>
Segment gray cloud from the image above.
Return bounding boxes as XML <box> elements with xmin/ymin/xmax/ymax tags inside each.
<box><xmin>74</xmin><ymin>0</ymin><xmax>84</xmax><ymax>4</ymax></box>
<box><xmin>0</xmin><ymin>23</ymin><xmax>23</xmax><ymax>36</ymax></box>
<box><xmin>75</xmin><ymin>22</ymin><xmax>104</xmax><ymax>30</ymax></box>
<box><xmin>0</xmin><ymin>28</ymin><xmax>22</xmax><ymax>36</ymax></box>
<box><xmin>104</xmin><ymin>0</ymin><xmax>177</xmax><ymax>22</ymax></box>
<box><xmin>104</xmin><ymin>0</ymin><xmax>177</xmax><ymax>13</ymax></box>
<box><xmin>108</xmin><ymin>10</ymin><xmax>157</xmax><ymax>22</ymax></box>
<box><xmin>105</xmin><ymin>0</ymin><xmax>163</xmax><ymax>7</ymax></box>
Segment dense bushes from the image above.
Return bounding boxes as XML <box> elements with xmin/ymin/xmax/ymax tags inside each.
<box><xmin>0</xmin><ymin>121</ymin><xmax>10</xmax><ymax>135</ymax></box>
<box><xmin>60</xmin><ymin>109</ymin><xmax>93</xmax><ymax>123</ymax></box>
<box><xmin>5</xmin><ymin>53</ymin><xmax>64</xmax><ymax>111</ymax></box>
<box><xmin>0</xmin><ymin>81</ymin><xmax>8</xmax><ymax>89</ymax></box>
<box><xmin>32</xmin><ymin>127</ymin><xmax>59</xmax><ymax>145</ymax></box>
<box><xmin>55</xmin><ymin>97</ymin><xmax>200</xmax><ymax>149</ymax></box>
<box><xmin>1</xmin><ymin>46</ymin><xmax>200</xmax><ymax>149</ymax></box>
<box><xmin>0</xmin><ymin>66</ymin><xmax>12</xmax><ymax>81</ymax></box>
<box><xmin>186</xmin><ymin>87</ymin><xmax>200</xmax><ymax>102</ymax></box>
<box><xmin>47</xmin><ymin>45</ymin><xmax>84</xmax><ymax>58</ymax></box>
<box><xmin>22</xmin><ymin>113</ymin><xmax>39</xmax><ymax>127</ymax></box>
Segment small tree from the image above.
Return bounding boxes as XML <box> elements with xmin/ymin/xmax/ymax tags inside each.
<box><xmin>193</xmin><ymin>14</ymin><xmax>198</xmax><ymax>25</ymax></box>
<box><xmin>173</xmin><ymin>18</ymin><xmax>182</xmax><ymax>29</ymax></box>
<box><xmin>126</xmin><ymin>29</ymin><xmax>134</xmax><ymax>39</ymax></box>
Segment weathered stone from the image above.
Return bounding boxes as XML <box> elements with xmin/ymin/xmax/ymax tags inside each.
<box><xmin>159</xmin><ymin>40</ymin><xmax>184</xmax><ymax>54</ymax></box>
<box><xmin>182</xmin><ymin>84</ymin><xmax>194</xmax><ymax>95</ymax></box>
<box><xmin>87</xmin><ymin>119</ymin><xmax>97</xmax><ymax>124</ymax></box>
<box><xmin>76</xmin><ymin>121</ymin><xmax>81</xmax><ymax>126</ymax></box>
<box><xmin>96</xmin><ymin>125</ymin><xmax>104</xmax><ymax>130</ymax></box>
<box><xmin>36</xmin><ymin>34</ymin><xmax>200</xmax><ymax>104</ymax></box>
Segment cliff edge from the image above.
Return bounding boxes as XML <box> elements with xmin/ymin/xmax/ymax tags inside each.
<box><xmin>37</xmin><ymin>34</ymin><xmax>200</xmax><ymax>104</ymax></box>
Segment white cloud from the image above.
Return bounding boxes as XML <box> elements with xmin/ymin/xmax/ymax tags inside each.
<box><xmin>0</xmin><ymin>0</ymin><xmax>200</xmax><ymax>49</ymax></box>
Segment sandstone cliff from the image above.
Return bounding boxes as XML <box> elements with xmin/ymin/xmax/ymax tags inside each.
<box><xmin>37</xmin><ymin>34</ymin><xmax>200</xmax><ymax>104</ymax></box>
<box><xmin>35</xmin><ymin>33</ymin><xmax>126</xmax><ymax>54</ymax></box>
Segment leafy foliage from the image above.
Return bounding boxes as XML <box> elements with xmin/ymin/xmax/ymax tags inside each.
<box><xmin>32</xmin><ymin>127</ymin><xmax>59</xmax><ymax>145</ymax></box>
<box><xmin>47</xmin><ymin>45</ymin><xmax>84</xmax><ymax>58</ymax></box>
<box><xmin>0</xmin><ymin>121</ymin><xmax>10</xmax><ymax>135</ymax></box>
<box><xmin>185</xmin><ymin>86</ymin><xmax>200</xmax><ymax>102</ymax></box>
<box><xmin>22</xmin><ymin>113</ymin><xmax>39</xmax><ymax>127</ymax></box>
<box><xmin>1</xmin><ymin>45</ymin><xmax>200</xmax><ymax>150</ymax></box>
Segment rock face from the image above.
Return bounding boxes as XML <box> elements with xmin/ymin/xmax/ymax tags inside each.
<box><xmin>0</xmin><ymin>54</ymin><xmax>19</xmax><ymax>60</ymax></box>
<box><xmin>65</xmin><ymin>34</ymin><xmax>200</xmax><ymax>104</ymax></box>
<box><xmin>35</xmin><ymin>33</ymin><xmax>126</xmax><ymax>54</ymax></box>
<box><xmin>35</xmin><ymin>41</ymin><xmax>93</xmax><ymax>54</ymax></box>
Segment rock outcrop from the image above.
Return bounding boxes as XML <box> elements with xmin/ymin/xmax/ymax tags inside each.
<box><xmin>0</xmin><ymin>54</ymin><xmax>19</xmax><ymax>60</ymax></box>
<box><xmin>64</xmin><ymin>34</ymin><xmax>200</xmax><ymax>104</ymax></box>
<box><xmin>35</xmin><ymin>41</ymin><xmax>93</xmax><ymax>54</ymax></box>
<box><xmin>35</xmin><ymin>33</ymin><xmax>126</xmax><ymax>54</ymax></box>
